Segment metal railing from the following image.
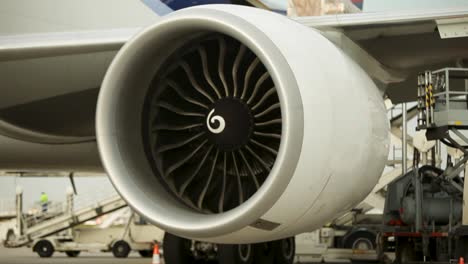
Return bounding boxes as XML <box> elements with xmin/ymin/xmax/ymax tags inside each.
<box><xmin>418</xmin><ymin>68</ymin><xmax>468</xmax><ymax>129</ymax></box>
<box><xmin>19</xmin><ymin>186</ymin><xmax>119</xmax><ymax>228</ymax></box>
<box><xmin>24</xmin><ymin>201</ymin><xmax>65</xmax><ymax>227</ymax></box>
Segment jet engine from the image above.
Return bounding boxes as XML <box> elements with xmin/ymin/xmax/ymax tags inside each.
<box><xmin>96</xmin><ymin>5</ymin><xmax>389</xmax><ymax>243</ymax></box>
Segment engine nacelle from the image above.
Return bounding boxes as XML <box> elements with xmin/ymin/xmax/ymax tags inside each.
<box><xmin>96</xmin><ymin>5</ymin><xmax>389</xmax><ymax>243</ymax></box>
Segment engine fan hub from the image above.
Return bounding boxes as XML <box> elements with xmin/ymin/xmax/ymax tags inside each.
<box><xmin>205</xmin><ymin>98</ymin><xmax>253</xmax><ymax>151</ymax></box>
<box><xmin>139</xmin><ymin>34</ymin><xmax>282</xmax><ymax>213</ymax></box>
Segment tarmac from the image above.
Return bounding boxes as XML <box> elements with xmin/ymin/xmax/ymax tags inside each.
<box><xmin>0</xmin><ymin>246</ymin><xmax>159</xmax><ymax>264</ymax></box>
<box><xmin>0</xmin><ymin>245</ymin><xmax>366</xmax><ymax>264</ymax></box>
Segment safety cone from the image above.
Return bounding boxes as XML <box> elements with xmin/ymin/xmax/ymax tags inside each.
<box><xmin>152</xmin><ymin>244</ymin><xmax>161</xmax><ymax>264</ymax></box>
<box><xmin>460</xmin><ymin>257</ymin><xmax>465</xmax><ymax>264</ymax></box>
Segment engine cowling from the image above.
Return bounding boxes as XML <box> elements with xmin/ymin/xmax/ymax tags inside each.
<box><xmin>96</xmin><ymin>5</ymin><xmax>389</xmax><ymax>243</ymax></box>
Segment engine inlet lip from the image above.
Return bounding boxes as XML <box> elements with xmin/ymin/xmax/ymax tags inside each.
<box><xmin>96</xmin><ymin>6</ymin><xmax>304</xmax><ymax>238</ymax></box>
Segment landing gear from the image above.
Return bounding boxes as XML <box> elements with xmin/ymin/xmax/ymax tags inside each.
<box><xmin>272</xmin><ymin>237</ymin><xmax>295</xmax><ymax>264</ymax></box>
<box><xmin>139</xmin><ymin>250</ymin><xmax>153</xmax><ymax>258</ymax></box>
<box><xmin>455</xmin><ymin>236</ymin><xmax>468</xmax><ymax>261</ymax></box>
<box><xmin>112</xmin><ymin>240</ymin><xmax>131</xmax><ymax>258</ymax></box>
<box><xmin>33</xmin><ymin>239</ymin><xmax>54</xmax><ymax>258</ymax></box>
<box><xmin>217</xmin><ymin>238</ymin><xmax>295</xmax><ymax>264</ymax></box>
<box><xmin>254</xmin><ymin>241</ymin><xmax>276</xmax><ymax>263</ymax></box>
<box><xmin>163</xmin><ymin>233</ymin><xmax>196</xmax><ymax>263</ymax></box>
<box><xmin>163</xmin><ymin>233</ymin><xmax>296</xmax><ymax>264</ymax></box>
<box><xmin>217</xmin><ymin>244</ymin><xmax>254</xmax><ymax>264</ymax></box>
<box><xmin>65</xmin><ymin>251</ymin><xmax>81</xmax><ymax>257</ymax></box>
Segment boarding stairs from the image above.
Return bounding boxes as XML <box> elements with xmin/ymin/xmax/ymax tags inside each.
<box><xmin>7</xmin><ymin>195</ymin><xmax>127</xmax><ymax>247</ymax></box>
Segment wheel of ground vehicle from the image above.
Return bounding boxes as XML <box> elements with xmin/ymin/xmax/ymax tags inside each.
<box><xmin>33</xmin><ymin>240</ymin><xmax>54</xmax><ymax>258</ymax></box>
<box><xmin>217</xmin><ymin>244</ymin><xmax>254</xmax><ymax>264</ymax></box>
<box><xmin>272</xmin><ymin>237</ymin><xmax>295</xmax><ymax>264</ymax></box>
<box><xmin>139</xmin><ymin>250</ymin><xmax>153</xmax><ymax>258</ymax></box>
<box><xmin>395</xmin><ymin>240</ymin><xmax>421</xmax><ymax>264</ymax></box>
<box><xmin>65</xmin><ymin>251</ymin><xmax>81</xmax><ymax>257</ymax></box>
<box><xmin>343</xmin><ymin>230</ymin><xmax>376</xmax><ymax>250</ymax></box>
<box><xmin>112</xmin><ymin>240</ymin><xmax>131</xmax><ymax>258</ymax></box>
<box><xmin>163</xmin><ymin>233</ymin><xmax>195</xmax><ymax>264</ymax></box>
<box><xmin>254</xmin><ymin>241</ymin><xmax>275</xmax><ymax>263</ymax></box>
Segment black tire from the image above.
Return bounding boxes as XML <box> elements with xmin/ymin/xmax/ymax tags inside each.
<box><xmin>343</xmin><ymin>230</ymin><xmax>376</xmax><ymax>250</ymax></box>
<box><xmin>112</xmin><ymin>240</ymin><xmax>131</xmax><ymax>258</ymax></box>
<box><xmin>139</xmin><ymin>250</ymin><xmax>153</xmax><ymax>258</ymax></box>
<box><xmin>217</xmin><ymin>244</ymin><xmax>254</xmax><ymax>264</ymax></box>
<box><xmin>34</xmin><ymin>240</ymin><xmax>54</xmax><ymax>258</ymax></box>
<box><xmin>395</xmin><ymin>240</ymin><xmax>421</xmax><ymax>264</ymax></box>
<box><xmin>273</xmin><ymin>237</ymin><xmax>295</xmax><ymax>264</ymax></box>
<box><xmin>253</xmin><ymin>241</ymin><xmax>275</xmax><ymax>264</ymax></box>
<box><xmin>163</xmin><ymin>233</ymin><xmax>195</xmax><ymax>264</ymax></box>
<box><xmin>455</xmin><ymin>236</ymin><xmax>468</xmax><ymax>260</ymax></box>
<box><xmin>65</xmin><ymin>251</ymin><xmax>81</xmax><ymax>257</ymax></box>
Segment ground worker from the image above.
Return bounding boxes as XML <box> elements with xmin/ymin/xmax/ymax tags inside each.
<box><xmin>40</xmin><ymin>192</ymin><xmax>49</xmax><ymax>213</ymax></box>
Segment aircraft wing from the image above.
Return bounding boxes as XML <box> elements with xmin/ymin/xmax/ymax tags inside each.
<box><xmin>0</xmin><ymin>6</ymin><xmax>467</xmax><ymax>171</ymax></box>
<box><xmin>294</xmin><ymin>7</ymin><xmax>468</xmax><ymax>102</ymax></box>
<box><xmin>1</xmin><ymin>7</ymin><xmax>466</xmax><ymax>112</ymax></box>
<box><xmin>0</xmin><ymin>28</ymin><xmax>138</xmax><ymax>62</ymax></box>
<box><xmin>0</xmin><ymin>29</ymin><xmax>142</xmax><ymax>145</ymax></box>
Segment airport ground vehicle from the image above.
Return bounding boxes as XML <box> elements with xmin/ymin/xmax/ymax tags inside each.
<box><xmin>3</xmin><ymin>188</ymin><xmax>163</xmax><ymax>258</ymax></box>
<box><xmin>377</xmin><ymin>68</ymin><xmax>468</xmax><ymax>263</ymax></box>
<box><xmin>294</xmin><ymin>226</ymin><xmax>380</xmax><ymax>263</ymax></box>
<box><xmin>31</xmin><ymin>214</ymin><xmax>164</xmax><ymax>258</ymax></box>
<box><xmin>4</xmin><ymin>189</ymin><xmax>126</xmax><ymax>248</ymax></box>
<box><xmin>377</xmin><ymin>165</ymin><xmax>468</xmax><ymax>263</ymax></box>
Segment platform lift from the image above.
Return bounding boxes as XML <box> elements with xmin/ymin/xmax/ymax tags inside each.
<box><xmin>378</xmin><ymin>68</ymin><xmax>468</xmax><ymax>262</ymax></box>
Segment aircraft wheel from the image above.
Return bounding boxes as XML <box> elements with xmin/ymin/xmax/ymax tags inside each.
<box><xmin>139</xmin><ymin>250</ymin><xmax>152</xmax><ymax>258</ymax></box>
<box><xmin>217</xmin><ymin>243</ymin><xmax>254</xmax><ymax>264</ymax></box>
<box><xmin>65</xmin><ymin>251</ymin><xmax>81</xmax><ymax>257</ymax></box>
<box><xmin>254</xmin><ymin>241</ymin><xmax>275</xmax><ymax>263</ymax></box>
<box><xmin>163</xmin><ymin>233</ymin><xmax>195</xmax><ymax>264</ymax></box>
<box><xmin>455</xmin><ymin>236</ymin><xmax>468</xmax><ymax>261</ymax></box>
<box><xmin>273</xmin><ymin>237</ymin><xmax>295</xmax><ymax>264</ymax></box>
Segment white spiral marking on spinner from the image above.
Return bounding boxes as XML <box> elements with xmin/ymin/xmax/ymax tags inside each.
<box><xmin>207</xmin><ymin>109</ymin><xmax>225</xmax><ymax>134</ymax></box>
